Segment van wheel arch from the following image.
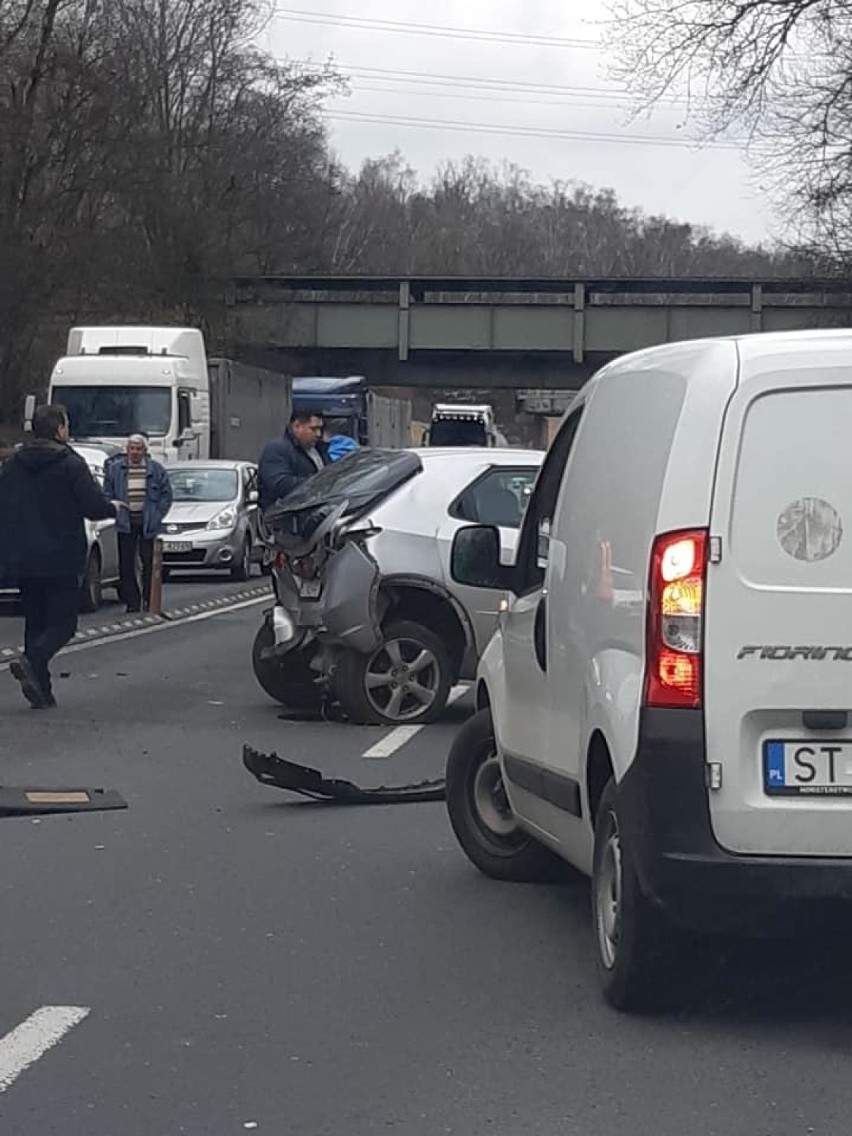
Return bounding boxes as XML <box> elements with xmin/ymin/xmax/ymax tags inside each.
<box><xmin>587</xmin><ymin>732</ymin><xmax>614</xmax><ymax>831</ymax></box>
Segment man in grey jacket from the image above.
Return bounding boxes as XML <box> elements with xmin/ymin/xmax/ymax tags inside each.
<box><xmin>103</xmin><ymin>434</ymin><xmax>173</xmax><ymax>612</ymax></box>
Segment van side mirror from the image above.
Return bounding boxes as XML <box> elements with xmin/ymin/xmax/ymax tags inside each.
<box><xmin>248</xmin><ymin>489</ymin><xmax>259</xmax><ymax>504</ymax></box>
<box><xmin>451</xmin><ymin>525</ymin><xmax>513</xmax><ymax>590</ymax></box>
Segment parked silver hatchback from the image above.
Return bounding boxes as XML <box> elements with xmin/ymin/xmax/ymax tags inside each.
<box><xmin>162</xmin><ymin>461</ymin><xmax>262</xmax><ymax>582</ymax></box>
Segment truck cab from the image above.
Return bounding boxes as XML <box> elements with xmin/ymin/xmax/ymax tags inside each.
<box><xmin>48</xmin><ymin>326</ymin><xmax>210</xmax><ymax>463</ymax></box>
<box><xmin>424</xmin><ymin>403</ymin><xmax>506</xmax><ymax>447</ymax></box>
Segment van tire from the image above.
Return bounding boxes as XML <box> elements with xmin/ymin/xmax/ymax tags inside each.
<box><xmin>446</xmin><ymin>709</ymin><xmax>564</xmax><ymax>883</ymax></box>
<box><xmin>79</xmin><ymin>550</ymin><xmax>102</xmax><ymax>613</ymax></box>
<box><xmin>251</xmin><ymin>621</ymin><xmax>320</xmax><ymax>708</ymax></box>
<box><xmin>334</xmin><ymin>620</ymin><xmax>452</xmax><ymax>725</ymax></box>
<box><xmin>592</xmin><ymin>778</ymin><xmax>681</xmax><ymax>1012</ymax></box>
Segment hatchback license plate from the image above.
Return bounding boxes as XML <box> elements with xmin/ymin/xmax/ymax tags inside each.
<box><xmin>163</xmin><ymin>541</ymin><xmax>192</xmax><ymax>553</ymax></box>
<box><xmin>764</xmin><ymin>740</ymin><xmax>852</xmax><ymax>796</ymax></box>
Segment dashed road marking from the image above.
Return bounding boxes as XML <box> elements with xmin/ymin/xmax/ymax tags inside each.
<box><xmin>0</xmin><ymin>1006</ymin><xmax>89</xmax><ymax>1094</ymax></box>
<box><xmin>362</xmin><ymin>685</ymin><xmax>468</xmax><ymax>759</ymax></box>
<box><xmin>0</xmin><ymin>593</ymin><xmax>269</xmax><ymax>673</ymax></box>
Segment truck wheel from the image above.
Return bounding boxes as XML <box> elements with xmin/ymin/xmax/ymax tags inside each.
<box><xmin>79</xmin><ymin>550</ymin><xmax>103</xmax><ymax>613</ymax></box>
<box><xmin>446</xmin><ymin>708</ymin><xmax>565</xmax><ymax>883</ymax></box>
<box><xmin>231</xmin><ymin>538</ymin><xmax>251</xmax><ymax>582</ymax></box>
<box><xmin>592</xmin><ymin>778</ymin><xmax>682</xmax><ymax>1012</ymax></box>
<box><xmin>251</xmin><ymin>621</ymin><xmax>320</xmax><ymax>708</ymax></box>
<box><xmin>333</xmin><ymin>620</ymin><xmax>452</xmax><ymax>725</ymax></box>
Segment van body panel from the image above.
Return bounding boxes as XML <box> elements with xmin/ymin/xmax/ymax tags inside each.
<box><xmin>706</xmin><ymin>336</ymin><xmax>852</xmax><ymax>856</ymax></box>
<box><xmin>537</xmin><ymin>342</ymin><xmax>736</xmax><ymax>860</ymax></box>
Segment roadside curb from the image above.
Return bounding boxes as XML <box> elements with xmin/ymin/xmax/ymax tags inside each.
<box><xmin>0</xmin><ymin>584</ymin><xmax>270</xmax><ymax>659</ymax></box>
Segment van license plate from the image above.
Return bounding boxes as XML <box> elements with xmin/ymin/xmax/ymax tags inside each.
<box><xmin>163</xmin><ymin>541</ymin><xmax>192</xmax><ymax>553</ymax></box>
<box><xmin>764</xmin><ymin>740</ymin><xmax>852</xmax><ymax>796</ymax></box>
<box><xmin>298</xmin><ymin>579</ymin><xmax>321</xmax><ymax>598</ymax></box>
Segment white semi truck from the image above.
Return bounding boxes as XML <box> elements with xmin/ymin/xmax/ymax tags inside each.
<box><xmin>43</xmin><ymin>326</ymin><xmax>291</xmax><ymax>463</ymax></box>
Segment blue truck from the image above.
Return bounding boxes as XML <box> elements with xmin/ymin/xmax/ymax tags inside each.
<box><xmin>291</xmin><ymin>377</ymin><xmax>411</xmax><ymax>448</ymax></box>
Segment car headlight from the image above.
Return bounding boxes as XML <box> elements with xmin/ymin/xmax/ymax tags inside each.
<box><xmin>206</xmin><ymin>508</ymin><xmax>237</xmax><ymax>531</ymax></box>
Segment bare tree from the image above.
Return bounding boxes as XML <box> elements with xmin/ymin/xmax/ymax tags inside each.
<box><xmin>607</xmin><ymin>0</ymin><xmax>852</xmax><ymax>258</ymax></box>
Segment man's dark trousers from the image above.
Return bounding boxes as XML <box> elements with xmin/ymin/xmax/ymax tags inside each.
<box><xmin>118</xmin><ymin>515</ymin><xmax>154</xmax><ymax>611</ymax></box>
<box><xmin>19</xmin><ymin>575</ymin><xmax>80</xmax><ymax>696</ymax></box>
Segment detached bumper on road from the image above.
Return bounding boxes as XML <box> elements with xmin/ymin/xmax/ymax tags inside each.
<box><xmin>619</xmin><ymin>708</ymin><xmax>852</xmax><ymax>931</ymax></box>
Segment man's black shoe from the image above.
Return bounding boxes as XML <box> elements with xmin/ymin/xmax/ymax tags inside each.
<box><xmin>10</xmin><ymin>656</ymin><xmax>47</xmax><ymax>708</ymax></box>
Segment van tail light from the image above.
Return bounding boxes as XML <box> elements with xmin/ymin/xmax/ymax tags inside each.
<box><xmin>644</xmin><ymin>529</ymin><xmax>707</xmax><ymax>709</ymax></box>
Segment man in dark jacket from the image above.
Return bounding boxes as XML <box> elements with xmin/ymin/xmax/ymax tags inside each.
<box><xmin>103</xmin><ymin>434</ymin><xmax>173</xmax><ymax>612</ymax></box>
<box><xmin>258</xmin><ymin>409</ymin><xmax>329</xmax><ymax>510</ymax></box>
<box><xmin>0</xmin><ymin>404</ymin><xmax>120</xmax><ymax>709</ymax></box>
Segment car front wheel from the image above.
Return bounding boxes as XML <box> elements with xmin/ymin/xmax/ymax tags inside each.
<box><xmin>231</xmin><ymin>537</ymin><xmax>251</xmax><ymax>582</ymax></box>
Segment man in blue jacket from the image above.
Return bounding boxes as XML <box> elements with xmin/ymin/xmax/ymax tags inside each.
<box><xmin>0</xmin><ymin>404</ymin><xmax>120</xmax><ymax>708</ymax></box>
<box><xmin>104</xmin><ymin>434</ymin><xmax>173</xmax><ymax>612</ymax></box>
<box><xmin>258</xmin><ymin>409</ymin><xmax>329</xmax><ymax>510</ymax></box>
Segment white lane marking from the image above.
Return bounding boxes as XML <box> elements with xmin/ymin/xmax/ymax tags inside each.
<box><xmin>0</xmin><ymin>1006</ymin><xmax>89</xmax><ymax>1093</ymax></box>
<box><xmin>362</xmin><ymin>685</ymin><xmax>469</xmax><ymax>759</ymax></box>
<box><xmin>0</xmin><ymin>596</ymin><xmax>268</xmax><ymax>674</ymax></box>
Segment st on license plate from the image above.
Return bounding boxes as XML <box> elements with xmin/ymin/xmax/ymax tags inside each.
<box><xmin>163</xmin><ymin>541</ymin><xmax>192</xmax><ymax>553</ymax></box>
<box><xmin>764</xmin><ymin>740</ymin><xmax>852</xmax><ymax>796</ymax></box>
<box><xmin>299</xmin><ymin>579</ymin><xmax>321</xmax><ymax>598</ymax></box>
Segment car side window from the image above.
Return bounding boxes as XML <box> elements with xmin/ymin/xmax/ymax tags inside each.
<box><xmin>452</xmin><ymin>467</ymin><xmax>538</xmax><ymax>530</ymax></box>
<box><xmin>512</xmin><ymin>408</ymin><xmax>584</xmax><ymax>595</ymax></box>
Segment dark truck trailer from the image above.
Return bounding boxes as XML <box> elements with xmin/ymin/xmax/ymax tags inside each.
<box><xmin>208</xmin><ymin>359</ymin><xmax>292</xmax><ymax>461</ymax></box>
<box><xmin>292</xmin><ymin>377</ymin><xmax>411</xmax><ymax>448</ymax></box>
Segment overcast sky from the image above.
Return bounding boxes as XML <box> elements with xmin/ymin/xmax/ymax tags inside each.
<box><xmin>265</xmin><ymin>0</ymin><xmax>778</xmax><ymax>246</ymax></box>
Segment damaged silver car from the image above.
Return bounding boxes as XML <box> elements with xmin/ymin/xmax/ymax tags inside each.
<box><xmin>252</xmin><ymin>446</ymin><xmax>544</xmax><ymax>725</ymax></box>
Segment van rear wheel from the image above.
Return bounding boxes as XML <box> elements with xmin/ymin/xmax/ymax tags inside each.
<box><xmin>446</xmin><ymin>708</ymin><xmax>564</xmax><ymax>883</ymax></box>
<box><xmin>592</xmin><ymin>778</ymin><xmax>683</xmax><ymax>1012</ymax></box>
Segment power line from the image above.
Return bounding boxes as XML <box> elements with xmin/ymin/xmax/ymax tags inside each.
<box><xmin>348</xmin><ymin>83</ymin><xmax>641</xmax><ymax>113</ymax></box>
<box><xmin>275</xmin><ymin>8</ymin><xmax>599</xmax><ymax>50</ymax></box>
<box><xmin>295</xmin><ymin>61</ymin><xmax>710</xmax><ymax>108</ymax></box>
<box><xmin>325</xmin><ymin>109</ymin><xmax>746</xmax><ymax>150</ymax></box>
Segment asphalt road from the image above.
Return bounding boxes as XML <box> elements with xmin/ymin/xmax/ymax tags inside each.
<box><xmin>1</xmin><ymin>601</ymin><xmax>852</xmax><ymax>1135</ymax></box>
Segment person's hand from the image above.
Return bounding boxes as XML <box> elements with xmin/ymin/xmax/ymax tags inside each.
<box><xmin>111</xmin><ymin>500</ymin><xmax>126</xmax><ymax>511</ymax></box>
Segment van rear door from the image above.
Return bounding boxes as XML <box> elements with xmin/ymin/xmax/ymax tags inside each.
<box><xmin>705</xmin><ymin>337</ymin><xmax>852</xmax><ymax>857</ymax></box>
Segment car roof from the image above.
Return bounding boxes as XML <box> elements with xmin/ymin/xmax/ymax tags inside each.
<box><xmin>410</xmin><ymin>447</ymin><xmax>545</xmax><ymax>465</ymax></box>
<box><xmin>166</xmin><ymin>460</ymin><xmax>253</xmax><ymax>470</ymax></box>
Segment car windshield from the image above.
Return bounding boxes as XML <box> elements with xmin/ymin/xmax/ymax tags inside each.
<box><xmin>59</xmin><ymin>386</ymin><xmax>172</xmax><ymax>437</ymax></box>
<box><xmin>273</xmin><ymin>448</ymin><xmax>422</xmax><ymax>514</ymax></box>
<box><xmin>168</xmin><ymin>468</ymin><xmax>238</xmax><ymax>502</ymax></box>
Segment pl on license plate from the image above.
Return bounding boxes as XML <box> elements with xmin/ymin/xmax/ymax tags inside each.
<box><xmin>299</xmin><ymin>579</ymin><xmax>321</xmax><ymax>598</ymax></box>
<box><xmin>764</xmin><ymin>740</ymin><xmax>852</xmax><ymax>796</ymax></box>
<box><xmin>164</xmin><ymin>541</ymin><xmax>192</xmax><ymax>553</ymax></box>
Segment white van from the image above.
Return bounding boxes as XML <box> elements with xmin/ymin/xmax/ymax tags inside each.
<box><xmin>445</xmin><ymin>330</ymin><xmax>852</xmax><ymax>1011</ymax></box>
